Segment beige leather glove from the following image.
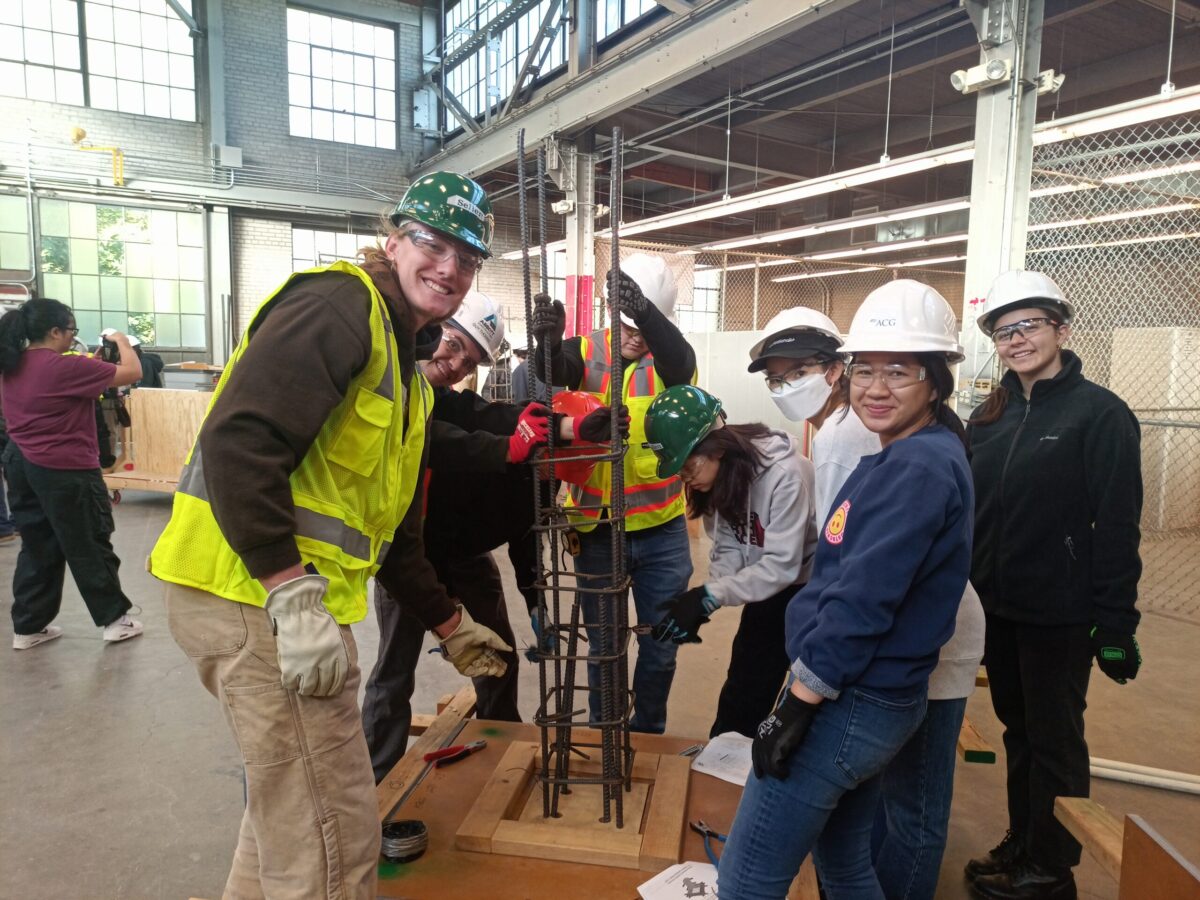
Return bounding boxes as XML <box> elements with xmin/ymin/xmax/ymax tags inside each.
<box><xmin>264</xmin><ymin>574</ymin><xmax>349</xmax><ymax>697</ymax></box>
<box><xmin>438</xmin><ymin>605</ymin><xmax>512</xmax><ymax>678</ymax></box>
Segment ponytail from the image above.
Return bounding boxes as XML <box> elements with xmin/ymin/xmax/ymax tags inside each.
<box><xmin>916</xmin><ymin>352</ymin><xmax>969</xmax><ymax>450</ymax></box>
<box><xmin>0</xmin><ymin>298</ymin><xmax>73</xmax><ymax>373</ymax></box>
<box><xmin>970</xmin><ymin>385</ymin><xmax>1010</xmax><ymax>427</ymax></box>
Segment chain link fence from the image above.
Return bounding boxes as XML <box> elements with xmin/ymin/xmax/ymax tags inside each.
<box><xmin>1027</xmin><ymin>114</ymin><xmax>1200</xmax><ymax>622</ymax></box>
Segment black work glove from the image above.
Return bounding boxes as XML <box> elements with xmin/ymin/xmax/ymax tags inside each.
<box><xmin>531</xmin><ymin>293</ymin><xmax>565</xmax><ymax>351</ymax></box>
<box><xmin>615</xmin><ymin>271</ymin><xmax>652</xmax><ymax>325</ymax></box>
<box><xmin>575</xmin><ymin>405</ymin><xmax>630</xmax><ymax>443</ymax></box>
<box><xmin>752</xmin><ymin>691</ymin><xmax>820</xmax><ymax>780</ymax></box>
<box><xmin>651</xmin><ymin>586</ymin><xmax>719</xmax><ymax>644</ymax></box>
<box><xmin>1091</xmin><ymin>626</ymin><xmax>1141</xmax><ymax>683</ymax></box>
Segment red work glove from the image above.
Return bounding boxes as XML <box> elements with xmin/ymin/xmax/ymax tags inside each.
<box><xmin>508</xmin><ymin>403</ymin><xmax>551</xmax><ymax>463</ymax></box>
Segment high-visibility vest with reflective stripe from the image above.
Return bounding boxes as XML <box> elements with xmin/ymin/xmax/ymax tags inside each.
<box><xmin>149</xmin><ymin>262</ymin><xmax>432</xmax><ymax>625</ymax></box>
<box><xmin>565</xmin><ymin>329</ymin><xmax>690</xmax><ymax>533</ymax></box>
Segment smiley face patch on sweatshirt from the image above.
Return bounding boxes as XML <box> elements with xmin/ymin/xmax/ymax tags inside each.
<box><xmin>825</xmin><ymin>499</ymin><xmax>850</xmax><ymax>545</ymax></box>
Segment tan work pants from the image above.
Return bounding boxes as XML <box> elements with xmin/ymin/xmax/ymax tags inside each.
<box><xmin>165</xmin><ymin>582</ymin><xmax>380</xmax><ymax>900</ymax></box>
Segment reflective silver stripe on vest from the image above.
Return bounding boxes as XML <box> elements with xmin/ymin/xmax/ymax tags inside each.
<box><xmin>177</xmin><ymin>447</ymin><xmax>209</xmax><ymax>501</ymax></box>
<box><xmin>629</xmin><ymin>357</ymin><xmax>654</xmax><ymax>396</ymax></box>
<box><xmin>625</xmin><ymin>479</ymin><xmax>682</xmax><ymax>511</ymax></box>
<box><xmin>376</xmin><ymin>306</ymin><xmax>395</xmax><ymax>401</ymax></box>
<box><xmin>177</xmin><ymin>447</ymin><xmax>377</xmax><ymax>562</ymax></box>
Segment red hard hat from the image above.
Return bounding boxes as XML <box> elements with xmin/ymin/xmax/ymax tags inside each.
<box><xmin>550</xmin><ymin>390</ymin><xmax>603</xmax><ymax>485</ymax></box>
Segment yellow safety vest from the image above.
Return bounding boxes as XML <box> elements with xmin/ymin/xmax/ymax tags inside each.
<box><xmin>149</xmin><ymin>262</ymin><xmax>432</xmax><ymax>625</ymax></box>
<box><xmin>565</xmin><ymin>329</ymin><xmax>690</xmax><ymax>533</ymax></box>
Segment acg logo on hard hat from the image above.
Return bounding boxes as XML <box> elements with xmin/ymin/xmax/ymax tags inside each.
<box><xmin>477</xmin><ymin>313</ymin><xmax>499</xmax><ymax>339</ymax></box>
<box><xmin>448</xmin><ymin>194</ymin><xmax>486</xmax><ymax>222</ymax></box>
<box><xmin>870</xmin><ymin>317</ymin><xmax>897</xmax><ymax>327</ymax></box>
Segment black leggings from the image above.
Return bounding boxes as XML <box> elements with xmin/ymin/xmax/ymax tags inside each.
<box><xmin>3</xmin><ymin>442</ymin><xmax>131</xmax><ymax>633</ymax></box>
<box><xmin>710</xmin><ymin>584</ymin><xmax>799</xmax><ymax>739</ymax></box>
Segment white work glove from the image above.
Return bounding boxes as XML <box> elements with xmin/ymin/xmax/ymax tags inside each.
<box><xmin>437</xmin><ymin>605</ymin><xmax>513</xmax><ymax>678</ymax></box>
<box><xmin>264</xmin><ymin>574</ymin><xmax>349</xmax><ymax>697</ymax></box>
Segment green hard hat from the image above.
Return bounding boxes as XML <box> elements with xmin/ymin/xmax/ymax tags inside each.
<box><xmin>643</xmin><ymin>385</ymin><xmax>724</xmax><ymax>478</ymax></box>
<box><xmin>390</xmin><ymin>171</ymin><xmax>494</xmax><ymax>258</ymax></box>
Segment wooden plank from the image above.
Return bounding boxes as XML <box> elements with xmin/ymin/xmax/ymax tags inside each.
<box><xmin>436</xmin><ymin>693</ymin><xmax>456</xmax><ymax>714</ymax></box>
<box><xmin>1119</xmin><ymin>815</ymin><xmax>1200</xmax><ymax>900</ymax></box>
<box><xmin>409</xmin><ymin>713</ymin><xmax>435</xmax><ymax>736</ymax></box>
<box><xmin>787</xmin><ymin>859</ymin><xmax>820</xmax><ymax>900</ymax></box>
<box><xmin>376</xmin><ymin>683</ymin><xmax>477</xmax><ymax>823</ymax></box>
<box><xmin>958</xmin><ymin>716</ymin><xmax>996</xmax><ymax>764</ymax></box>
<box><xmin>976</xmin><ymin>666</ymin><xmax>989</xmax><ymax>688</ymax></box>
<box><xmin>1055</xmin><ymin>797</ymin><xmax>1123</xmax><ymax>883</ymax></box>
<box><xmin>491</xmin><ymin>818</ymin><xmax>644</xmax><ymax>869</ymax></box>
<box><xmin>456</xmin><ymin>741</ymin><xmax>537</xmax><ymax>853</ymax></box>
<box><xmin>639</xmin><ymin>754</ymin><xmax>690</xmax><ymax>872</ymax></box>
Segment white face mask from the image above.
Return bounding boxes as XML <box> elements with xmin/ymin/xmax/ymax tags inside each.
<box><xmin>770</xmin><ymin>372</ymin><xmax>831</xmax><ymax>422</ymax></box>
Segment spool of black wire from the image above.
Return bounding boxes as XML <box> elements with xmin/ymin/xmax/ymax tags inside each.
<box><xmin>380</xmin><ymin>819</ymin><xmax>428</xmax><ymax>864</ymax></box>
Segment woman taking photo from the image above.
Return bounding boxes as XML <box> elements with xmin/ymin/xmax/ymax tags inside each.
<box><xmin>965</xmin><ymin>270</ymin><xmax>1142</xmax><ymax>900</ymax></box>
<box><xmin>717</xmin><ymin>280</ymin><xmax>974</xmax><ymax>899</ymax></box>
<box><xmin>644</xmin><ymin>384</ymin><xmax>817</xmax><ymax>738</ymax></box>
<box><xmin>0</xmin><ymin>298</ymin><xmax>143</xmax><ymax>649</ymax></box>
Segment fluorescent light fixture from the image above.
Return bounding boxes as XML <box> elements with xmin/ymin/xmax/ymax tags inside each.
<box><xmin>697</xmin><ymin>257</ymin><xmax>800</xmax><ymax>273</ymax></box>
<box><xmin>887</xmin><ymin>254</ymin><xmax>967</xmax><ymax>268</ymax></box>
<box><xmin>701</xmin><ymin>198</ymin><xmax>971</xmax><ymax>252</ymax></box>
<box><xmin>499</xmin><ymin>240</ymin><xmax>569</xmax><ymax>261</ymax></box>
<box><xmin>772</xmin><ymin>267</ymin><xmax>879</xmax><ymax>282</ymax></box>
<box><xmin>1027</xmin><ymin>230</ymin><xmax>1200</xmax><ymax>254</ymax></box>
<box><xmin>1103</xmin><ymin>160</ymin><xmax>1200</xmax><ymax>185</ymax></box>
<box><xmin>1027</xmin><ymin>202</ymin><xmax>1197</xmax><ymax>232</ymax></box>
<box><xmin>804</xmin><ymin>233</ymin><xmax>967</xmax><ymax>262</ymax></box>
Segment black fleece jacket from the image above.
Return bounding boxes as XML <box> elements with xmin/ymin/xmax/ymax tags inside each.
<box><xmin>967</xmin><ymin>351</ymin><xmax>1143</xmax><ymax>633</ymax></box>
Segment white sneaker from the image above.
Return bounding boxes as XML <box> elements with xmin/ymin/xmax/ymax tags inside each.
<box><xmin>13</xmin><ymin>625</ymin><xmax>64</xmax><ymax>650</ymax></box>
<box><xmin>102</xmin><ymin>615</ymin><xmax>144</xmax><ymax>642</ymax></box>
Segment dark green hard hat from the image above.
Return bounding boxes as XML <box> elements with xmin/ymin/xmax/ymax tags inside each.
<box><xmin>644</xmin><ymin>385</ymin><xmax>724</xmax><ymax>478</ymax></box>
<box><xmin>390</xmin><ymin>171</ymin><xmax>494</xmax><ymax>258</ymax></box>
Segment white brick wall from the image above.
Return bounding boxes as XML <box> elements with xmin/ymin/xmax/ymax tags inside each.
<box><xmin>231</xmin><ymin>216</ymin><xmax>295</xmax><ymax>335</ymax></box>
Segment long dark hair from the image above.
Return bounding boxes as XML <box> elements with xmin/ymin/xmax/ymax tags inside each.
<box><xmin>971</xmin><ymin>385</ymin><xmax>1009</xmax><ymax>426</ymax></box>
<box><xmin>916</xmin><ymin>352</ymin><xmax>968</xmax><ymax>449</ymax></box>
<box><xmin>686</xmin><ymin>422</ymin><xmax>774</xmax><ymax>525</ymax></box>
<box><xmin>0</xmin><ymin>298</ymin><xmax>73</xmax><ymax>374</ymax></box>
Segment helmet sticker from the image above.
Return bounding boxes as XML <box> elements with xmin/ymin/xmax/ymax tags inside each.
<box><xmin>448</xmin><ymin>194</ymin><xmax>485</xmax><ymax>221</ymax></box>
<box><xmin>824</xmin><ymin>499</ymin><xmax>850</xmax><ymax>545</ymax></box>
<box><xmin>477</xmin><ymin>312</ymin><xmax>498</xmax><ymax>339</ymax></box>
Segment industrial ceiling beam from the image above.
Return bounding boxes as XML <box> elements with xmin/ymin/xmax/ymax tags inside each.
<box><xmin>414</xmin><ymin>0</ymin><xmax>859</xmax><ymax>178</ymax></box>
<box><xmin>431</xmin><ymin>0</ymin><xmax>545</xmax><ymax>79</ymax></box>
<box><xmin>500</xmin><ymin>0</ymin><xmax>565</xmax><ymax>119</ymax></box>
<box><xmin>165</xmin><ymin>0</ymin><xmax>202</xmax><ymax>37</ymax></box>
<box><xmin>654</xmin><ymin>0</ymin><xmax>696</xmax><ymax>13</ymax></box>
<box><xmin>438</xmin><ymin>84</ymin><xmax>482</xmax><ymax>134</ymax></box>
<box><xmin>1135</xmin><ymin>0</ymin><xmax>1200</xmax><ymax>24</ymax></box>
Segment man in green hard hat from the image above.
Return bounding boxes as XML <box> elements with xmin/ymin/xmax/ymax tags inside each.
<box><xmin>149</xmin><ymin>171</ymin><xmax>512</xmax><ymax>899</ymax></box>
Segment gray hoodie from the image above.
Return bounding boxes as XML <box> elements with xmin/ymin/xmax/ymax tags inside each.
<box><xmin>704</xmin><ymin>430</ymin><xmax>818</xmax><ymax>607</ymax></box>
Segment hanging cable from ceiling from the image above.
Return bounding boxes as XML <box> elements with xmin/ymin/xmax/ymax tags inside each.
<box><xmin>1163</xmin><ymin>0</ymin><xmax>1179</xmax><ymax>95</ymax></box>
<box><xmin>880</xmin><ymin>0</ymin><xmax>898</xmax><ymax>164</ymax></box>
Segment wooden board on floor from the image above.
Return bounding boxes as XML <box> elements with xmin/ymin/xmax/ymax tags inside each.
<box><xmin>957</xmin><ymin>716</ymin><xmax>996</xmax><ymax>764</ymax></box>
<box><xmin>376</xmin><ymin>683</ymin><xmax>477</xmax><ymax>823</ymax></box>
<box><xmin>1119</xmin><ymin>814</ymin><xmax>1200</xmax><ymax>900</ymax></box>
<box><xmin>378</xmin><ymin>719</ymin><xmax>818</xmax><ymax>899</ymax></box>
<box><xmin>1055</xmin><ymin>796</ymin><xmax>1124</xmax><ymax>883</ymax></box>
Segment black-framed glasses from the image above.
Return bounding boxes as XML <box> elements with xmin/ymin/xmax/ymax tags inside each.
<box><xmin>847</xmin><ymin>363</ymin><xmax>926</xmax><ymax>389</ymax></box>
<box><xmin>764</xmin><ymin>360</ymin><xmax>829</xmax><ymax>394</ymax></box>
<box><xmin>992</xmin><ymin>317</ymin><xmax>1060</xmax><ymax>345</ymax></box>
<box><xmin>405</xmin><ymin>228</ymin><xmax>485</xmax><ymax>274</ymax></box>
<box><xmin>66</xmin><ymin>326</ymin><xmax>79</xmax><ymax>336</ymax></box>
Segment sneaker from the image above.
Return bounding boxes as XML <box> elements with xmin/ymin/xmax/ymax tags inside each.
<box><xmin>13</xmin><ymin>625</ymin><xmax>64</xmax><ymax>650</ymax></box>
<box><xmin>102</xmin><ymin>615</ymin><xmax>144</xmax><ymax>642</ymax></box>
<box><xmin>971</xmin><ymin>860</ymin><xmax>1076</xmax><ymax>899</ymax></box>
<box><xmin>966</xmin><ymin>830</ymin><xmax>1026</xmax><ymax>882</ymax></box>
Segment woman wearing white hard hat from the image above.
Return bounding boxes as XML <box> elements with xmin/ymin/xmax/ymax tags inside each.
<box><xmin>964</xmin><ymin>271</ymin><xmax>1142</xmax><ymax>900</ymax></box>
<box><xmin>748</xmin><ymin>307</ymin><xmax>880</xmax><ymax>522</ymax></box>
<box><xmin>718</xmin><ymin>280</ymin><xmax>975</xmax><ymax>899</ymax></box>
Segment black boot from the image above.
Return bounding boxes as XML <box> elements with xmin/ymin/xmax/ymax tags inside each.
<box><xmin>965</xmin><ymin>830</ymin><xmax>1026</xmax><ymax>882</ymax></box>
<box><xmin>970</xmin><ymin>860</ymin><xmax>1077</xmax><ymax>900</ymax></box>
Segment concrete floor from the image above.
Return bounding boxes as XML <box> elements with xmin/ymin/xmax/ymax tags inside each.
<box><xmin>1</xmin><ymin>491</ymin><xmax>1197</xmax><ymax>899</ymax></box>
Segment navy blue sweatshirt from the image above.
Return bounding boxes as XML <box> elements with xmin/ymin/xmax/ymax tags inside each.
<box><xmin>786</xmin><ymin>425</ymin><xmax>974</xmax><ymax>700</ymax></box>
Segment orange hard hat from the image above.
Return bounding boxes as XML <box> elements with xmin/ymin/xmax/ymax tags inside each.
<box><xmin>550</xmin><ymin>390</ymin><xmax>603</xmax><ymax>485</ymax></box>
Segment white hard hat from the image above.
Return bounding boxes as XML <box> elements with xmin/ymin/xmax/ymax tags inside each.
<box><xmin>977</xmin><ymin>269</ymin><xmax>1075</xmax><ymax>336</ymax></box>
<box><xmin>610</xmin><ymin>253</ymin><xmax>677</xmax><ymax>327</ymax></box>
<box><xmin>447</xmin><ymin>290</ymin><xmax>505</xmax><ymax>364</ymax></box>
<box><xmin>747</xmin><ymin>306</ymin><xmax>843</xmax><ymax>373</ymax></box>
<box><xmin>841</xmin><ymin>279</ymin><xmax>964</xmax><ymax>363</ymax></box>
<box><xmin>100</xmin><ymin>327</ymin><xmax>140</xmax><ymax>347</ymax></box>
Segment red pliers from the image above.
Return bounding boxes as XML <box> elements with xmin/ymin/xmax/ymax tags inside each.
<box><xmin>423</xmin><ymin>739</ymin><xmax>487</xmax><ymax>768</ymax></box>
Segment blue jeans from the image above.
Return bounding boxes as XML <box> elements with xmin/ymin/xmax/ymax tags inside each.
<box><xmin>575</xmin><ymin>515</ymin><xmax>692</xmax><ymax>734</ymax></box>
<box><xmin>872</xmin><ymin>697</ymin><xmax>967</xmax><ymax>900</ymax></box>
<box><xmin>718</xmin><ymin>685</ymin><xmax>927</xmax><ymax>900</ymax></box>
